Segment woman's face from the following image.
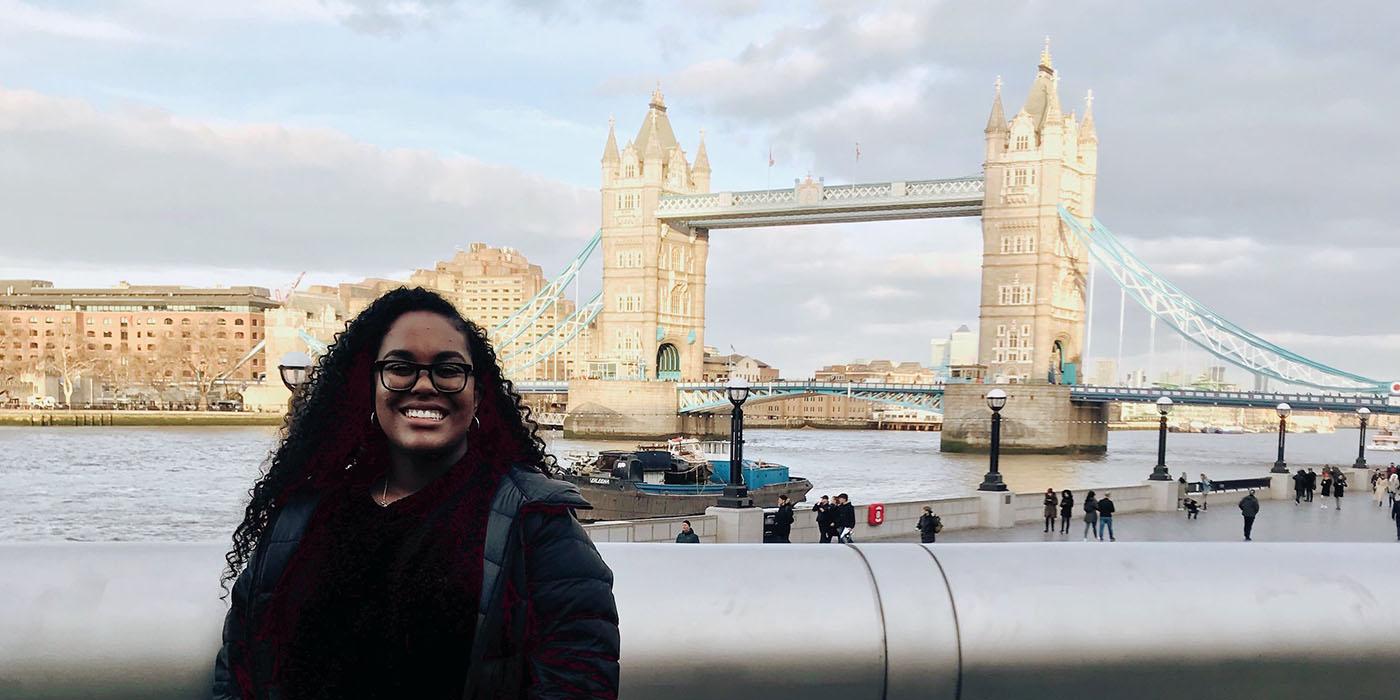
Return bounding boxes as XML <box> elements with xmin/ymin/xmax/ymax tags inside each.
<box><xmin>374</xmin><ymin>311</ymin><xmax>479</xmax><ymax>456</ymax></box>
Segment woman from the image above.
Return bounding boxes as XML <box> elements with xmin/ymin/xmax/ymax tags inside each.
<box><xmin>1320</xmin><ymin>469</ymin><xmax>1333</xmax><ymax>508</ymax></box>
<box><xmin>213</xmin><ymin>288</ymin><xmax>620</xmax><ymax>699</ymax></box>
<box><xmin>1058</xmin><ymin>489</ymin><xmax>1074</xmax><ymax>534</ymax></box>
<box><xmin>1042</xmin><ymin>488</ymin><xmax>1058</xmax><ymax>533</ymax></box>
<box><xmin>1374</xmin><ymin>474</ymin><xmax>1387</xmax><ymax>508</ymax></box>
<box><xmin>1082</xmin><ymin>490</ymin><xmax>1098</xmax><ymax>541</ymax></box>
<box><xmin>1334</xmin><ymin>471</ymin><xmax>1347</xmax><ymax>510</ymax></box>
<box><xmin>916</xmin><ymin>506</ymin><xmax>941</xmax><ymax>544</ymax></box>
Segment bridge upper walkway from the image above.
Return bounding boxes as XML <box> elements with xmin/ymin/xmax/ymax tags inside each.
<box><xmin>653</xmin><ymin>176</ymin><xmax>984</xmax><ymax>229</ymax></box>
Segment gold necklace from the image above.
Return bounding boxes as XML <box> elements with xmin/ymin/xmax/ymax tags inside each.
<box><xmin>377</xmin><ymin>476</ymin><xmax>392</xmax><ymax>507</ymax></box>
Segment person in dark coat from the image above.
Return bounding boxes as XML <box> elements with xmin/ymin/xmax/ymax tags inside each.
<box><xmin>916</xmin><ymin>506</ymin><xmax>941</xmax><ymax>544</ymax></box>
<box><xmin>771</xmin><ymin>495</ymin><xmax>795</xmax><ymax>543</ymax></box>
<box><xmin>1058</xmin><ymin>490</ymin><xmax>1074</xmax><ymax>534</ymax></box>
<box><xmin>1391</xmin><ymin>498</ymin><xmax>1400</xmax><ymax>540</ymax></box>
<box><xmin>1292</xmin><ymin>469</ymin><xmax>1307</xmax><ymax>505</ymax></box>
<box><xmin>1320</xmin><ymin>468</ymin><xmax>1333</xmax><ymax>507</ymax></box>
<box><xmin>213</xmin><ymin>288</ymin><xmax>619</xmax><ymax>700</ymax></box>
<box><xmin>1096</xmin><ymin>492</ymin><xmax>1117</xmax><ymax>541</ymax></box>
<box><xmin>1238</xmin><ymin>489</ymin><xmax>1260</xmax><ymax>541</ymax></box>
<box><xmin>1305</xmin><ymin>468</ymin><xmax>1318</xmax><ymax>502</ymax></box>
<box><xmin>1334</xmin><ymin>471</ymin><xmax>1347</xmax><ymax>510</ymax></box>
<box><xmin>676</xmin><ymin>519</ymin><xmax>700</xmax><ymax>543</ymax></box>
<box><xmin>833</xmin><ymin>493</ymin><xmax>856</xmax><ymax>543</ymax></box>
<box><xmin>813</xmin><ymin>495</ymin><xmax>834</xmax><ymax>543</ymax></box>
<box><xmin>1082</xmin><ymin>490</ymin><xmax>1099</xmax><ymax>541</ymax></box>
<box><xmin>1042</xmin><ymin>488</ymin><xmax>1058</xmax><ymax>533</ymax></box>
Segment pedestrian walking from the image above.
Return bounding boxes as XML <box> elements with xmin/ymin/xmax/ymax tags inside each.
<box><xmin>1177</xmin><ymin>473</ymin><xmax>1188</xmax><ymax>510</ymax></box>
<box><xmin>1082</xmin><ymin>490</ymin><xmax>1099</xmax><ymax>541</ymax></box>
<box><xmin>1096</xmin><ymin>492</ymin><xmax>1117</xmax><ymax>541</ymax></box>
<box><xmin>1388</xmin><ymin>471</ymin><xmax>1399</xmax><ymax>509</ymax></box>
<box><xmin>1374</xmin><ymin>477</ymin><xmax>1387</xmax><ymax>509</ymax></box>
<box><xmin>1199</xmin><ymin>473</ymin><xmax>1212</xmax><ymax>510</ymax></box>
<box><xmin>1058</xmin><ymin>490</ymin><xmax>1074</xmax><ymax>534</ymax></box>
<box><xmin>1238</xmin><ymin>489</ymin><xmax>1260</xmax><ymax>541</ymax></box>
<box><xmin>1305</xmin><ymin>468</ymin><xmax>1317</xmax><ymax>502</ymax></box>
<box><xmin>1042</xmin><ymin>488</ymin><xmax>1058</xmax><ymax>533</ymax></box>
<box><xmin>834</xmin><ymin>493</ymin><xmax>856</xmax><ymax>543</ymax></box>
<box><xmin>1320</xmin><ymin>469</ymin><xmax>1333</xmax><ymax>508</ymax></box>
<box><xmin>676</xmin><ymin>520</ymin><xmax>700</xmax><ymax>543</ymax></box>
<box><xmin>1334</xmin><ymin>472</ymin><xmax>1347</xmax><ymax>511</ymax></box>
<box><xmin>916</xmin><ymin>506</ymin><xmax>942</xmax><ymax>544</ymax></box>
<box><xmin>1392</xmin><ymin>498</ymin><xmax>1400</xmax><ymax>539</ymax></box>
<box><xmin>813</xmin><ymin>495</ymin><xmax>834</xmax><ymax>543</ymax></box>
<box><xmin>772</xmin><ymin>495</ymin><xmax>795</xmax><ymax>543</ymax></box>
<box><xmin>1292</xmin><ymin>468</ymin><xmax>1307</xmax><ymax>505</ymax></box>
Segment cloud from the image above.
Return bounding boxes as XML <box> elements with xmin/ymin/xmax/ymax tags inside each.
<box><xmin>0</xmin><ymin>87</ymin><xmax>597</xmax><ymax>285</ymax></box>
<box><xmin>0</xmin><ymin>0</ymin><xmax>146</xmax><ymax>42</ymax></box>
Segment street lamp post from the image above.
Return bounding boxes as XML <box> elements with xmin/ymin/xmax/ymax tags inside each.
<box><xmin>277</xmin><ymin>351</ymin><xmax>313</xmax><ymax>393</ymax></box>
<box><xmin>978</xmin><ymin>389</ymin><xmax>1009</xmax><ymax>492</ymax></box>
<box><xmin>717</xmin><ymin>376</ymin><xmax>753</xmax><ymax>508</ymax></box>
<box><xmin>1149</xmin><ymin>396</ymin><xmax>1173</xmax><ymax>480</ymax></box>
<box><xmin>1355</xmin><ymin>407</ymin><xmax>1371</xmax><ymax>469</ymax></box>
<box><xmin>1272</xmin><ymin>403</ymin><xmax>1291</xmax><ymax>473</ymax></box>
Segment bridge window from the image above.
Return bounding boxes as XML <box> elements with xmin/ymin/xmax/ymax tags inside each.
<box><xmin>998</xmin><ymin>284</ymin><xmax>1034</xmax><ymax>305</ymax></box>
<box><xmin>624</xmin><ymin>164</ymin><xmax>637</xmax><ymax>178</ymax></box>
<box><xmin>1015</xmin><ymin>135</ymin><xmax>1030</xmax><ymax>151</ymax></box>
<box><xmin>1014</xmin><ymin>169</ymin><xmax>1027</xmax><ymax>186</ymax></box>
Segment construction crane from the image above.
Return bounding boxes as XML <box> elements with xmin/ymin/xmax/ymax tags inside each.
<box><xmin>273</xmin><ymin>271</ymin><xmax>306</xmax><ymax>303</ymax></box>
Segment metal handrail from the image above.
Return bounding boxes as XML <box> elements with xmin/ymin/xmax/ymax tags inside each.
<box><xmin>2</xmin><ymin>542</ymin><xmax>1398</xmax><ymax>698</ymax></box>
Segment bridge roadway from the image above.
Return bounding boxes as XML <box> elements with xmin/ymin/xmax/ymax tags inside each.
<box><xmin>511</xmin><ymin>380</ymin><xmax>1400</xmax><ymax>415</ymax></box>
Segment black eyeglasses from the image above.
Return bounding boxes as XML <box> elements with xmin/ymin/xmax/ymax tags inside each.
<box><xmin>373</xmin><ymin>360</ymin><xmax>474</xmax><ymax>394</ymax></box>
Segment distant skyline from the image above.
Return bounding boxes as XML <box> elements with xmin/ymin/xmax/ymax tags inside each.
<box><xmin>2</xmin><ymin>1</ymin><xmax>1398</xmax><ymax>380</ymax></box>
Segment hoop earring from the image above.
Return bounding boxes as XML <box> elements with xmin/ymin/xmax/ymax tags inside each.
<box><xmin>472</xmin><ymin>415</ymin><xmax>480</xmax><ymax>431</ymax></box>
<box><xmin>370</xmin><ymin>410</ymin><xmax>378</xmax><ymax>426</ymax></box>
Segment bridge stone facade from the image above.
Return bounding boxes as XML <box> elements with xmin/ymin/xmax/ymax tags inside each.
<box><xmin>593</xmin><ymin>43</ymin><xmax>1097</xmax><ymax>387</ymax></box>
<box><xmin>596</xmin><ymin>88</ymin><xmax>710</xmax><ymax>382</ymax></box>
<box><xmin>979</xmin><ymin>44</ymin><xmax>1097</xmax><ymax>385</ymax></box>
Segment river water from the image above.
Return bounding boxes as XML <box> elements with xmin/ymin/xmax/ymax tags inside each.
<box><xmin>1</xmin><ymin>426</ymin><xmax>1384</xmax><ymax>542</ymax></box>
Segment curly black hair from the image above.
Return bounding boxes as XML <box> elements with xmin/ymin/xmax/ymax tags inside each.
<box><xmin>222</xmin><ymin>286</ymin><xmax>556</xmax><ymax>593</ymax></box>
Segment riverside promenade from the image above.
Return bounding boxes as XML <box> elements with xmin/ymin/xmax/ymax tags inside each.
<box><xmin>583</xmin><ymin>467</ymin><xmax>1400</xmax><ymax>545</ymax></box>
<box><xmin>900</xmin><ymin>492</ymin><xmax>1400</xmax><ymax>544</ymax></box>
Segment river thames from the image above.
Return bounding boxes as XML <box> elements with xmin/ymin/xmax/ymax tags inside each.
<box><xmin>1</xmin><ymin>426</ymin><xmax>1384</xmax><ymax>541</ymax></box>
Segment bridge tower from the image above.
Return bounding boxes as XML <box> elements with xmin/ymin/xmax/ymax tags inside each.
<box><xmin>978</xmin><ymin>41</ymin><xmax>1098</xmax><ymax>384</ymax></box>
<box><xmin>595</xmin><ymin>88</ymin><xmax>710</xmax><ymax>381</ymax></box>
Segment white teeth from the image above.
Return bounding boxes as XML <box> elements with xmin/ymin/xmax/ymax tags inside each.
<box><xmin>403</xmin><ymin>408</ymin><xmax>445</xmax><ymax>421</ymax></box>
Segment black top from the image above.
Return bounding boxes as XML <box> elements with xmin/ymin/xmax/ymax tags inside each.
<box><xmin>834</xmin><ymin>502</ymin><xmax>856</xmax><ymax>529</ymax></box>
<box><xmin>277</xmin><ymin>492</ymin><xmax>478</xmax><ymax>699</ymax></box>
<box><xmin>1096</xmin><ymin>498</ymin><xmax>1116</xmax><ymax>516</ymax></box>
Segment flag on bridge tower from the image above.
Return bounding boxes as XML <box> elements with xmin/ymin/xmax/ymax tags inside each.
<box><xmin>768</xmin><ymin>147</ymin><xmax>775</xmax><ymax>168</ymax></box>
<box><xmin>855</xmin><ymin>141</ymin><xmax>861</xmax><ymax>162</ymax></box>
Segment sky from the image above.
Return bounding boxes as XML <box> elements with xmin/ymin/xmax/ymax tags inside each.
<box><xmin>1</xmin><ymin>0</ymin><xmax>1398</xmax><ymax>382</ymax></box>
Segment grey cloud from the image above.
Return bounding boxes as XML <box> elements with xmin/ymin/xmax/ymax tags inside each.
<box><xmin>0</xmin><ymin>88</ymin><xmax>597</xmax><ymax>282</ymax></box>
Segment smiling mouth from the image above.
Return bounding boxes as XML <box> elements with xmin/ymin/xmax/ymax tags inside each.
<box><xmin>401</xmin><ymin>407</ymin><xmax>447</xmax><ymax>422</ymax></box>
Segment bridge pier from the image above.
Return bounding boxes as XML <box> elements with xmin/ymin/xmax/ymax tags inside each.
<box><xmin>941</xmin><ymin>384</ymin><xmax>1107</xmax><ymax>454</ymax></box>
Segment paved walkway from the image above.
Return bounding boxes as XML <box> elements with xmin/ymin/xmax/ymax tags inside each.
<box><xmin>901</xmin><ymin>493</ymin><xmax>1400</xmax><ymax>544</ymax></box>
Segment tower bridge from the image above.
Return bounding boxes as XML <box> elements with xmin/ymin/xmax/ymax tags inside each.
<box><xmin>487</xmin><ymin>41</ymin><xmax>1393</xmax><ymax>447</ymax></box>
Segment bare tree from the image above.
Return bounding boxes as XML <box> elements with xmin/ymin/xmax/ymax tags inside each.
<box><xmin>37</xmin><ymin>321</ymin><xmax>98</xmax><ymax>407</ymax></box>
<box><xmin>174</xmin><ymin>318</ymin><xmax>247</xmax><ymax>409</ymax></box>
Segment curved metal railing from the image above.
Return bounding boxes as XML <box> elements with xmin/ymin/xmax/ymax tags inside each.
<box><xmin>3</xmin><ymin>542</ymin><xmax>1399</xmax><ymax>698</ymax></box>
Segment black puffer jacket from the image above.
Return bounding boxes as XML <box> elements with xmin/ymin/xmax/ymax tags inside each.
<box><xmin>213</xmin><ymin>467</ymin><xmax>619</xmax><ymax>699</ymax></box>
